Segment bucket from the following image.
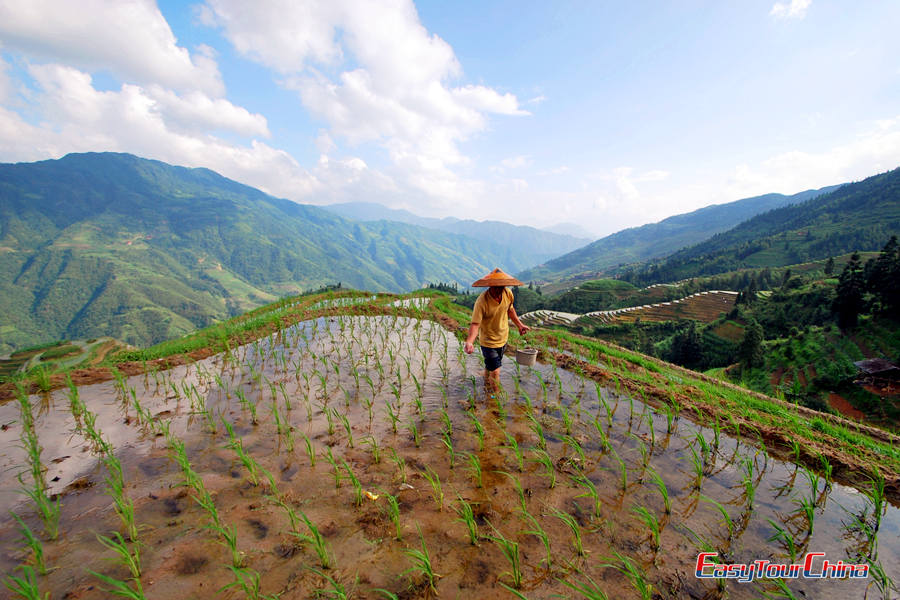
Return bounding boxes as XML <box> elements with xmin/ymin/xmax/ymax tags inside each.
<box><xmin>515</xmin><ymin>347</ymin><xmax>538</xmax><ymax>367</ymax></box>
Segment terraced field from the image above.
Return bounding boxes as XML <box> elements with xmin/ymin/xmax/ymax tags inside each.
<box><xmin>522</xmin><ymin>291</ymin><xmax>738</xmax><ymax>328</ymax></box>
<box><xmin>2</xmin><ymin>290</ymin><xmax>897</xmax><ymax>599</ymax></box>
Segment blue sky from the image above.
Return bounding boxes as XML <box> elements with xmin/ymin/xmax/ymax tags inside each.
<box><xmin>1</xmin><ymin>0</ymin><xmax>898</xmax><ymax>237</ymax></box>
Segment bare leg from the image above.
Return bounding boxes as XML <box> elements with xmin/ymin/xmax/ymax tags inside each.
<box><xmin>484</xmin><ymin>368</ymin><xmax>500</xmax><ymax>396</ymax></box>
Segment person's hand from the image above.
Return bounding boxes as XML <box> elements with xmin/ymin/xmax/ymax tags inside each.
<box><xmin>517</xmin><ymin>324</ymin><xmax>530</xmax><ymax>336</ymax></box>
<box><xmin>464</xmin><ymin>341</ymin><xmax>474</xmax><ymax>354</ymax></box>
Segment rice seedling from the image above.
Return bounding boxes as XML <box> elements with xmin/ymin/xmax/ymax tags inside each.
<box><xmin>222</xmin><ymin>564</ymin><xmax>280</xmax><ymax>600</ymax></box>
<box><xmin>336</xmin><ymin>410</ymin><xmax>354</xmax><ymax>447</ymax></box>
<box><xmin>441</xmin><ymin>429</ymin><xmax>456</xmax><ymax>468</ymax></box>
<box><xmin>10</xmin><ymin>513</ymin><xmax>45</xmax><ymax>575</ymax></box>
<box><xmin>322</xmin><ymin>447</ymin><xmax>342</xmax><ymax>489</ymax></box>
<box><xmin>631</xmin><ymin>505</ymin><xmax>661</xmax><ymax>552</ymax></box>
<box><xmin>503</xmin><ymin>430</ymin><xmax>524</xmax><ymax>472</ymax></box>
<box><xmin>291</xmin><ymin>510</ymin><xmax>333</xmax><ymax>569</ymax></box>
<box><xmin>465</xmin><ymin>452</ymin><xmax>484</xmax><ymax>488</ymax></box>
<box><xmin>486</xmin><ymin>521</ymin><xmax>523</xmax><ymax>589</ymax></box>
<box><xmin>795</xmin><ymin>496</ymin><xmax>816</xmax><ymax>535</ymax></box>
<box><xmin>382</xmin><ymin>491</ymin><xmax>403</xmax><ymax>541</ymax></box>
<box><xmin>864</xmin><ymin>471</ymin><xmax>886</xmax><ymax>533</ymax></box>
<box><xmin>766</xmin><ymin>518</ymin><xmax>799</xmax><ymax>563</ymax></box>
<box><xmin>495</xmin><ymin>471</ymin><xmax>526</xmax><ymax>514</ymax></box>
<box><xmin>551</xmin><ymin>507</ymin><xmax>585</xmax><ymax>556</ymax></box>
<box><xmin>529</xmin><ymin>448</ymin><xmax>556</xmax><ymax>488</ymax></box>
<box><xmin>468</xmin><ymin>411</ymin><xmax>485</xmax><ymax>451</ymax></box>
<box><xmin>406</xmin><ymin>418</ymin><xmax>422</xmax><ymax>448</ymax></box>
<box><xmin>384</xmin><ymin>398</ymin><xmax>401</xmax><ymax>434</ymax></box>
<box><xmin>421</xmin><ymin>465</ymin><xmax>444</xmax><ymax>510</ymax></box>
<box><xmin>102</xmin><ymin>455</ymin><xmax>139</xmax><ymax>542</ymax></box>
<box><xmin>341</xmin><ymin>459</ymin><xmax>364</xmax><ymax>507</ymax></box>
<box><xmin>301</xmin><ymin>432</ymin><xmax>317</xmax><ymax>467</ymax></box>
<box><xmin>686</xmin><ymin>444</ymin><xmax>704</xmax><ymax>491</ymax></box>
<box><xmin>741</xmin><ymin>456</ymin><xmax>756</xmax><ymax>510</ymax></box>
<box><xmin>96</xmin><ymin>530</ymin><xmax>142</xmax><ymax>579</ymax></box>
<box><xmin>519</xmin><ymin>508</ymin><xmax>552</xmax><ymax>569</ymax></box>
<box><xmin>527</xmin><ymin>414</ymin><xmax>547</xmax><ymax>451</ymax></box>
<box><xmin>863</xmin><ymin>557</ymin><xmax>898</xmax><ymax>600</ymax></box>
<box><xmin>572</xmin><ymin>472</ymin><xmax>602</xmax><ymax>519</ymax></box>
<box><xmin>3</xmin><ymin>565</ymin><xmax>48</xmax><ymax>600</ymax></box>
<box><xmin>402</xmin><ymin>524</ymin><xmax>440</xmax><ymax>593</ymax></box>
<box><xmin>592</xmin><ymin>415</ymin><xmax>611</xmax><ymax>452</ymax></box>
<box><xmin>362</xmin><ymin>435</ymin><xmax>381</xmax><ymax>464</ymax></box>
<box><xmin>561</xmin><ymin>434</ymin><xmax>586</xmax><ymax>463</ymax></box>
<box><xmin>87</xmin><ymin>569</ymin><xmax>146</xmax><ymax>599</ymax></box>
<box><xmin>453</xmin><ymin>495</ymin><xmax>479</xmax><ymax>545</ymax></box>
<box><xmin>602</xmin><ymin>550</ymin><xmax>653</xmax><ymax>600</ymax></box>
<box><xmin>324</xmin><ymin>404</ymin><xmax>336</xmax><ymax>436</ymax></box>
<box><xmin>647</xmin><ymin>466</ymin><xmax>671</xmax><ymax>515</ymax></box>
<box><xmin>701</xmin><ymin>495</ymin><xmax>735</xmax><ymax>540</ymax></box>
<box><xmin>557</xmin><ymin>568</ymin><xmax>609</xmax><ymax>600</ymax></box>
<box><xmin>224</xmin><ymin>420</ymin><xmax>260</xmax><ymax>486</ymax></box>
<box><xmin>389</xmin><ymin>448</ymin><xmax>407</xmax><ymax>484</ymax></box>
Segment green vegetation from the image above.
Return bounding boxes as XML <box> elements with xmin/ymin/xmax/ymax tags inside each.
<box><xmin>0</xmin><ymin>152</ymin><xmax>562</xmax><ymax>354</ymax></box>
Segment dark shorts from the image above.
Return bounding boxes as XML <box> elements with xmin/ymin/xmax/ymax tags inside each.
<box><xmin>481</xmin><ymin>344</ymin><xmax>507</xmax><ymax>371</ymax></box>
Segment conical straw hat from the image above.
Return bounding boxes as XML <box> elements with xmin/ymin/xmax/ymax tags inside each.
<box><xmin>472</xmin><ymin>268</ymin><xmax>524</xmax><ymax>287</ymax></box>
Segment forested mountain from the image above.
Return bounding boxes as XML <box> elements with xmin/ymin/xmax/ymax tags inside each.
<box><xmin>0</xmin><ymin>153</ymin><xmax>529</xmax><ymax>352</ymax></box>
<box><xmin>517</xmin><ymin>185</ymin><xmax>840</xmax><ymax>285</ymax></box>
<box><xmin>324</xmin><ymin>201</ymin><xmax>590</xmax><ymax>266</ymax></box>
<box><xmin>621</xmin><ymin>167</ymin><xmax>900</xmax><ymax>286</ymax></box>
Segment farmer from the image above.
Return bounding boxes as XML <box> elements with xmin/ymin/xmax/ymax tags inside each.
<box><xmin>464</xmin><ymin>268</ymin><xmax>530</xmax><ymax>393</ymax></box>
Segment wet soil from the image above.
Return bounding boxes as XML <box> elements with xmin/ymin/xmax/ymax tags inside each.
<box><xmin>1</xmin><ymin>315</ymin><xmax>897</xmax><ymax>599</ymax></box>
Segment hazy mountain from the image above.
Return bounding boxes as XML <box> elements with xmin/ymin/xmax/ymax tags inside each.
<box><xmin>620</xmin><ymin>167</ymin><xmax>900</xmax><ymax>285</ymax></box>
<box><xmin>517</xmin><ymin>185</ymin><xmax>841</xmax><ymax>285</ymax></box>
<box><xmin>324</xmin><ymin>201</ymin><xmax>590</xmax><ymax>267</ymax></box>
<box><xmin>0</xmin><ymin>153</ymin><xmax>540</xmax><ymax>352</ymax></box>
<box><xmin>540</xmin><ymin>222</ymin><xmax>597</xmax><ymax>239</ymax></box>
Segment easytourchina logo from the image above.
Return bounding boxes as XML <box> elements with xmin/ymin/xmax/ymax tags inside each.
<box><xmin>695</xmin><ymin>553</ymin><xmax>869</xmax><ymax>583</ymax></box>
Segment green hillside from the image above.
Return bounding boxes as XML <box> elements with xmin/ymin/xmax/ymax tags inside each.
<box><xmin>621</xmin><ymin>167</ymin><xmax>900</xmax><ymax>286</ymax></box>
<box><xmin>324</xmin><ymin>201</ymin><xmax>590</xmax><ymax>266</ymax></box>
<box><xmin>0</xmin><ymin>153</ymin><xmax>533</xmax><ymax>353</ymax></box>
<box><xmin>517</xmin><ymin>185</ymin><xmax>839</xmax><ymax>285</ymax></box>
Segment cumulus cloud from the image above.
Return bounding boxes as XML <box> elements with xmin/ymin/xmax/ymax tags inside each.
<box><xmin>498</xmin><ymin>156</ymin><xmax>532</xmax><ymax>170</ymax></box>
<box><xmin>0</xmin><ymin>0</ymin><xmax>224</xmax><ymax>95</ymax></box>
<box><xmin>770</xmin><ymin>0</ymin><xmax>811</xmax><ymax>20</ymax></box>
<box><xmin>0</xmin><ymin>63</ymin><xmax>313</xmax><ymax>198</ymax></box>
<box><xmin>724</xmin><ymin>116</ymin><xmax>900</xmax><ymax>197</ymax></box>
<box><xmin>201</xmin><ymin>0</ymin><xmax>527</xmax><ymax>199</ymax></box>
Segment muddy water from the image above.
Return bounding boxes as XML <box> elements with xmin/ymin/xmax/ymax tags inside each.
<box><xmin>1</xmin><ymin>315</ymin><xmax>897</xmax><ymax>599</ymax></box>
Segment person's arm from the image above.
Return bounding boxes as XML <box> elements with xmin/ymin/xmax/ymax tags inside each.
<box><xmin>508</xmin><ymin>303</ymin><xmax>529</xmax><ymax>336</ymax></box>
<box><xmin>464</xmin><ymin>323</ymin><xmax>479</xmax><ymax>354</ymax></box>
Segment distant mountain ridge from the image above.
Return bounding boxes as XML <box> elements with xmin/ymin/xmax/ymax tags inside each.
<box><xmin>517</xmin><ymin>185</ymin><xmax>841</xmax><ymax>285</ymax></box>
<box><xmin>620</xmin><ymin>167</ymin><xmax>900</xmax><ymax>285</ymax></box>
<box><xmin>0</xmin><ymin>153</ymin><xmax>553</xmax><ymax>352</ymax></box>
<box><xmin>324</xmin><ymin>201</ymin><xmax>591</xmax><ymax>267</ymax></box>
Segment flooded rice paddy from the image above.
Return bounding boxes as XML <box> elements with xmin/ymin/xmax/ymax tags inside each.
<box><xmin>1</xmin><ymin>314</ymin><xmax>897</xmax><ymax>599</ymax></box>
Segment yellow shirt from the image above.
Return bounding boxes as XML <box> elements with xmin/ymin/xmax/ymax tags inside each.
<box><xmin>471</xmin><ymin>288</ymin><xmax>514</xmax><ymax>348</ymax></box>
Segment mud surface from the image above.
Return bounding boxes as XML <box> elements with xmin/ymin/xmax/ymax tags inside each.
<box><xmin>1</xmin><ymin>315</ymin><xmax>897</xmax><ymax>599</ymax></box>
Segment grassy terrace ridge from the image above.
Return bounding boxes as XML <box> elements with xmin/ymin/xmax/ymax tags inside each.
<box><xmin>3</xmin><ymin>287</ymin><xmax>899</xmax><ymax>502</ymax></box>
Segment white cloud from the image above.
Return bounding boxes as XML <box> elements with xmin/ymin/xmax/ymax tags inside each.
<box><xmin>770</xmin><ymin>0</ymin><xmax>811</xmax><ymax>20</ymax></box>
<box><xmin>0</xmin><ymin>0</ymin><xmax>224</xmax><ymax>95</ymax></box>
<box><xmin>202</xmin><ymin>0</ymin><xmax>526</xmax><ymax>201</ymax></box>
<box><xmin>499</xmin><ymin>156</ymin><xmax>532</xmax><ymax>170</ymax></box>
<box><xmin>723</xmin><ymin>116</ymin><xmax>900</xmax><ymax>197</ymax></box>
<box><xmin>0</xmin><ymin>63</ymin><xmax>314</xmax><ymax>198</ymax></box>
<box><xmin>144</xmin><ymin>87</ymin><xmax>270</xmax><ymax>138</ymax></box>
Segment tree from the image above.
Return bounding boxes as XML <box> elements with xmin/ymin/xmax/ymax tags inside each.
<box><xmin>832</xmin><ymin>252</ymin><xmax>866</xmax><ymax>329</ymax></box>
<box><xmin>824</xmin><ymin>256</ymin><xmax>835</xmax><ymax>276</ymax></box>
<box><xmin>737</xmin><ymin>319</ymin><xmax>764</xmax><ymax>369</ymax></box>
<box><xmin>669</xmin><ymin>322</ymin><xmax>703</xmax><ymax>369</ymax></box>
<box><xmin>867</xmin><ymin>236</ymin><xmax>899</xmax><ymax>314</ymax></box>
